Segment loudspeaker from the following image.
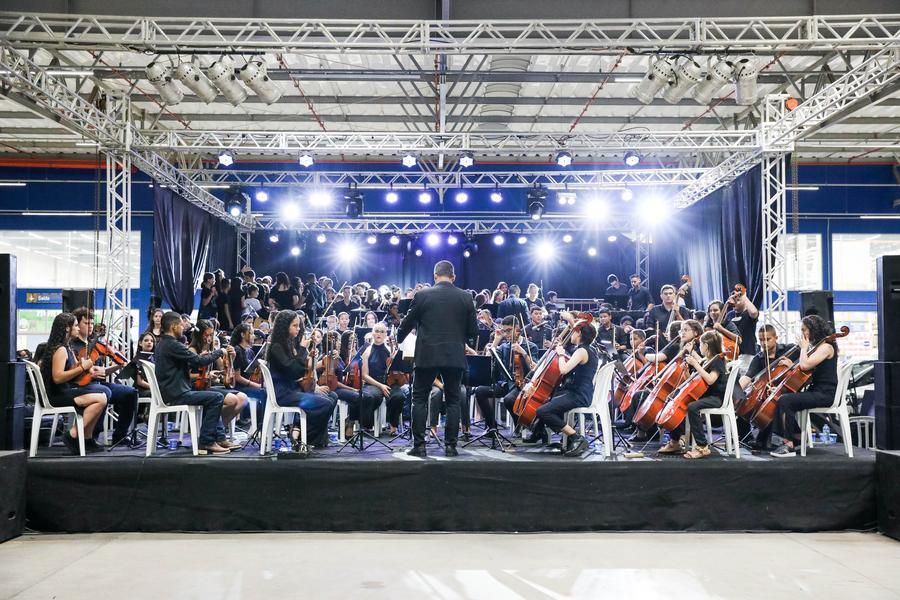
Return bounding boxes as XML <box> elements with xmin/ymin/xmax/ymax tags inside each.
<box><xmin>877</xmin><ymin>405</ymin><xmax>900</xmax><ymax>451</ymax></box>
<box><xmin>0</xmin><ymin>451</ymin><xmax>25</xmax><ymax>543</ymax></box>
<box><xmin>878</xmin><ymin>255</ymin><xmax>900</xmax><ymax>362</ymax></box>
<box><xmin>0</xmin><ymin>361</ymin><xmax>24</xmax><ymax>451</ymax></box>
<box><xmin>800</xmin><ymin>290</ymin><xmax>834</xmax><ymax>326</ymax></box>
<box><xmin>62</xmin><ymin>288</ymin><xmax>94</xmax><ymax>314</ymax></box>
<box><xmin>877</xmin><ymin>450</ymin><xmax>900</xmax><ymax>541</ymax></box>
<box><xmin>875</xmin><ymin>361</ymin><xmax>900</xmax><ymax>408</ymax></box>
<box><xmin>0</xmin><ymin>255</ymin><xmax>14</xmax><ymax>363</ymax></box>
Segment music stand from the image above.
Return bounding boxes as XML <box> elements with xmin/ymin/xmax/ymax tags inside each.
<box><xmin>398</xmin><ymin>298</ymin><xmax>412</xmax><ymax>314</ymax></box>
<box><xmin>463</xmin><ymin>348</ymin><xmax>516</xmax><ymax>451</ymax></box>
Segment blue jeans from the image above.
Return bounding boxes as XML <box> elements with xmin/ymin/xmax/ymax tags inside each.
<box><xmin>169</xmin><ymin>390</ymin><xmax>224</xmax><ymax>447</ymax></box>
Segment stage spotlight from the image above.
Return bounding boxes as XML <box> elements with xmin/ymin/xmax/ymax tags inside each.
<box><xmin>224</xmin><ymin>185</ymin><xmax>248</xmax><ymax>218</ymax></box>
<box><xmin>240</xmin><ymin>60</ymin><xmax>283</xmax><ymax>105</ymax></box>
<box><xmin>462</xmin><ymin>242</ymin><xmax>477</xmax><ymax>258</ymax></box>
<box><xmin>291</xmin><ymin>246</ymin><xmax>300</xmax><ymax>256</ymax></box>
<box><xmin>340</xmin><ymin>242</ymin><xmax>358</xmax><ymax>260</ymax></box>
<box><xmin>227</xmin><ymin>201</ymin><xmax>242</xmax><ymax>217</ymax></box>
<box><xmin>343</xmin><ymin>188</ymin><xmax>363</xmax><ymax>218</ymax></box>
<box><xmin>448</xmin><ymin>235</ymin><xmax>458</xmax><ymax>246</ymax></box>
<box><xmin>298</xmin><ymin>154</ymin><xmax>314</xmax><ymax>167</ymax></box>
<box><xmin>218</xmin><ymin>151</ymin><xmax>234</xmax><ymax>167</ymax></box>
<box><xmin>415</xmin><ymin>249</ymin><xmax>423</xmax><ymax>257</ymax></box>
<box><xmin>624</xmin><ymin>151</ymin><xmax>641</xmax><ymax>167</ymax></box>
<box><xmin>733</xmin><ymin>57</ymin><xmax>759</xmax><ymax>105</ymax></box>
<box><xmin>494</xmin><ymin>234</ymin><xmax>504</xmax><ymax>246</ymax></box>
<box><xmin>426</xmin><ymin>233</ymin><xmax>440</xmax><ymax>247</ymax></box>
<box><xmin>390</xmin><ymin>235</ymin><xmax>400</xmax><ymax>245</ymax></box>
<box><xmin>692</xmin><ymin>58</ymin><xmax>733</xmax><ymax>105</ymax></box>
<box><xmin>621</xmin><ymin>188</ymin><xmax>633</xmax><ymax>201</ymax></box>
<box><xmin>645</xmin><ymin>198</ymin><xmax>670</xmax><ymax>222</ymax></box>
<box><xmin>629</xmin><ymin>57</ymin><xmax>674</xmax><ymax>105</ymax></box>
<box><xmin>255</xmin><ymin>187</ymin><xmax>269</xmax><ymax>202</ymax></box>
<box><xmin>455</xmin><ymin>191</ymin><xmax>468</xmax><ymax>203</ymax></box>
<box><xmin>563</xmin><ymin>234</ymin><xmax>573</xmax><ymax>243</ymax></box>
<box><xmin>463</xmin><ymin>249</ymin><xmax>471</xmax><ymax>258</ymax></box>
<box><xmin>418</xmin><ymin>191</ymin><xmax>432</xmax><ymax>204</ymax></box>
<box><xmin>537</xmin><ymin>242</ymin><xmax>554</xmax><ymax>258</ymax></box>
<box><xmin>367</xmin><ymin>235</ymin><xmax>377</xmax><ymax>245</ymax></box>
<box><xmin>459</xmin><ymin>152</ymin><xmax>474</xmax><ymax>168</ymax></box>
<box><xmin>283</xmin><ymin>203</ymin><xmax>299</xmax><ymax>219</ymax></box>
<box><xmin>586</xmin><ymin>198</ymin><xmax>605</xmax><ymax>219</ymax></box>
<box><xmin>316</xmin><ymin>234</ymin><xmax>327</xmax><ymax>243</ymax></box>
<box><xmin>490</xmin><ymin>187</ymin><xmax>502</xmax><ymax>203</ymax></box>
<box><xmin>145</xmin><ymin>62</ymin><xmax>184</xmax><ymax>105</ymax></box>
<box><xmin>207</xmin><ymin>57</ymin><xmax>249</xmax><ymax>106</ymax></box>
<box><xmin>588</xmin><ymin>247</ymin><xmax>597</xmax><ymax>256</ymax></box>
<box><xmin>558</xmin><ymin>192</ymin><xmax>576</xmax><ymax>205</ymax></box>
<box><xmin>175</xmin><ymin>61</ymin><xmax>218</xmax><ymax>103</ymax></box>
<box><xmin>386</xmin><ymin>191</ymin><xmax>399</xmax><ymax>203</ymax></box>
<box><xmin>518</xmin><ymin>236</ymin><xmax>527</xmax><ymax>245</ymax></box>
<box><xmin>527</xmin><ymin>186</ymin><xmax>548</xmax><ymax>221</ymax></box>
<box><xmin>310</xmin><ymin>191</ymin><xmax>331</xmax><ymax>207</ymax></box>
<box><xmin>402</xmin><ymin>154</ymin><xmax>417</xmax><ymax>168</ymax></box>
<box><xmin>608</xmin><ymin>235</ymin><xmax>617</xmax><ymax>242</ymax></box>
<box><xmin>269</xmin><ymin>233</ymin><xmax>279</xmax><ymax>243</ymax></box>
<box><xmin>662</xmin><ymin>57</ymin><xmax>702</xmax><ymax>104</ymax></box>
<box><xmin>556</xmin><ymin>151</ymin><xmax>572</xmax><ymax>167</ymax></box>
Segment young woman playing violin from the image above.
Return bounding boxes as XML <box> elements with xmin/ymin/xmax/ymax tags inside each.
<box><xmin>361</xmin><ymin>322</ymin><xmax>408</xmax><ymax>436</ymax></box>
<box><xmin>769</xmin><ymin>315</ymin><xmax>839</xmax><ymax>458</ymax></box>
<box><xmin>532</xmin><ymin>311</ymin><xmax>600</xmax><ymax>457</ymax></box>
<box><xmin>311</xmin><ymin>329</ymin><xmax>377</xmax><ymax>439</ymax></box>
<box><xmin>660</xmin><ymin>330</ymin><xmax>728</xmax><ymax>458</ymax></box>
<box><xmin>230</xmin><ymin>323</ymin><xmax>266</xmax><ymax>428</ymax></box>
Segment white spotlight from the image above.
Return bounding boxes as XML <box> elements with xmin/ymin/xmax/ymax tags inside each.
<box><xmin>518</xmin><ymin>236</ymin><xmax>527</xmax><ymax>245</ymax></box>
<box><xmin>538</xmin><ymin>242</ymin><xmax>554</xmax><ymax>258</ymax></box>
<box><xmin>415</xmin><ymin>249</ymin><xmax>423</xmax><ymax>257</ymax></box>
<box><xmin>386</xmin><ymin>191</ymin><xmax>399</xmax><ymax>203</ymax></box>
<box><xmin>145</xmin><ymin>62</ymin><xmax>184</xmax><ymax>105</ymax></box>
<box><xmin>490</xmin><ymin>190</ymin><xmax>502</xmax><ymax>203</ymax></box>
<box><xmin>340</xmin><ymin>242</ymin><xmax>358</xmax><ymax>260</ymax></box>
<box><xmin>290</xmin><ymin>246</ymin><xmax>300</xmax><ymax>256</ymax></box>
<box><xmin>218</xmin><ymin>151</ymin><xmax>234</xmax><ymax>167</ymax></box>
<box><xmin>459</xmin><ymin>152</ymin><xmax>474</xmax><ymax>168</ymax></box>
<box><xmin>608</xmin><ymin>235</ymin><xmax>617</xmax><ymax>242</ymax></box>
<box><xmin>645</xmin><ymin>198</ymin><xmax>670</xmax><ymax>222</ymax></box>
<box><xmin>426</xmin><ymin>233</ymin><xmax>440</xmax><ymax>247</ymax></box>
<box><xmin>629</xmin><ymin>58</ymin><xmax>674</xmax><ymax>105</ymax></box>
<box><xmin>174</xmin><ymin>62</ymin><xmax>217</xmax><ymax>103</ymax></box>
<box><xmin>662</xmin><ymin>58</ymin><xmax>702</xmax><ymax>104</ymax></box>
<box><xmin>624</xmin><ymin>151</ymin><xmax>641</xmax><ymax>167</ymax></box>
<box><xmin>283</xmin><ymin>203</ymin><xmax>299</xmax><ymax>219</ymax></box>
<box><xmin>448</xmin><ymin>235</ymin><xmax>458</xmax><ymax>246</ymax></box>
<box><xmin>692</xmin><ymin>59</ymin><xmax>734</xmax><ymax>105</ymax></box>
<box><xmin>733</xmin><ymin>57</ymin><xmax>759</xmax><ymax>106</ymax></box>
<box><xmin>455</xmin><ymin>191</ymin><xmax>468</xmax><ymax>203</ymax></box>
<box><xmin>390</xmin><ymin>235</ymin><xmax>400</xmax><ymax>245</ymax></box>
<box><xmin>402</xmin><ymin>154</ymin><xmax>417</xmax><ymax>168</ymax></box>
<box><xmin>207</xmin><ymin>57</ymin><xmax>249</xmax><ymax>106</ymax></box>
<box><xmin>269</xmin><ymin>233</ymin><xmax>280</xmax><ymax>243</ymax></box>
<box><xmin>240</xmin><ymin>60</ymin><xmax>283</xmax><ymax>105</ymax></box>
<box><xmin>298</xmin><ymin>154</ymin><xmax>314</xmax><ymax>167</ymax></box>
<box><xmin>367</xmin><ymin>235</ymin><xmax>377</xmax><ymax>244</ymax></box>
<box><xmin>556</xmin><ymin>151</ymin><xmax>572</xmax><ymax>167</ymax></box>
<box><xmin>255</xmin><ymin>188</ymin><xmax>269</xmax><ymax>202</ymax></box>
<box><xmin>419</xmin><ymin>191</ymin><xmax>432</xmax><ymax>204</ymax></box>
<box><xmin>316</xmin><ymin>234</ymin><xmax>326</xmax><ymax>243</ymax></box>
<box><xmin>588</xmin><ymin>247</ymin><xmax>597</xmax><ymax>256</ymax></box>
<box><xmin>463</xmin><ymin>249</ymin><xmax>471</xmax><ymax>258</ymax></box>
<box><xmin>622</xmin><ymin>188</ymin><xmax>633</xmax><ymax>201</ymax></box>
<box><xmin>493</xmin><ymin>234</ymin><xmax>504</xmax><ymax>246</ymax></box>
<box><xmin>310</xmin><ymin>191</ymin><xmax>331</xmax><ymax>206</ymax></box>
<box><xmin>563</xmin><ymin>235</ymin><xmax>573</xmax><ymax>243</ymax></box>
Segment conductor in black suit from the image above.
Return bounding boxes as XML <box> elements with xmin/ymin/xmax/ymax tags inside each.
<box><xmin>397</xmin><ymin>260</ymin><xmax>478</xmax><ymax>457</ymax></box>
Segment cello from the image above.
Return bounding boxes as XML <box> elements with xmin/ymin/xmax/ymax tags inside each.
<box><xmin>318</xmin><ymin>331</ymin><xmax>340</xmax><ymax>391</ymax></box>
<box><xmin>734</xmin><ymin>343</ymin><xmax>799</xmax><ymax>418</ymax></box>
<box><xmin>656</xmin><ymin>356</ymin><xmax>714</xmax><ymax>432</ymax></box>
<box><xmin>613</xmin><ymin>338</ymin><xmax>647</xmax><ymax>410</ymax></box>
<box><xmin>385</xmin><ymin>328</ymin><xmax>409</xmax><ymax>387</ymax></box>
<box><xmin>632</xmin><ymin>343</ymin><xmax>692</xmax><ymax>429</ymax></box>
<box><xmin>750</xmin><ymin>325</ymin><xmax>849</xmax><ymax>428</ymax></box>
<box><xmin>512</xmin><ymin>312</ymin><xmax>593</xmax><ymax>429</ymax></box>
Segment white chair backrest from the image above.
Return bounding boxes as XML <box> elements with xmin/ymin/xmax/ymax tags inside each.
<box><xmin>24</xmin><ymin>360</ymin><xmax>52</xmax><ymax>409</ymax></box>
<box><xmin>139</xmin><ymin>360</ymin><xmax>166</xmax><ymax>408</ymax></box>
<box><xmin>591</xmin><ymin>362</ymin><xmax>617</xmax><ymax>408</ymax></box>
<box><xmin>723</xmin><ymin>360</ymin><xmax>741</xmax><ymax>410</ymax></box>
<box><xmin>830</xmin><ymin>360</ymin><xmax>855</xmax><ymax>410</ymax></box>
<box><xmin>258</xmin><ymin>359</ymin><xmax>279</xmax><ymax>408</ymax></box>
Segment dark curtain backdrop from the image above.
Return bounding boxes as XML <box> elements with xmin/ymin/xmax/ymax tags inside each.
<box><xmin>150</xmin><ymin>183</ymin><xmax>237</xmax><ymax>314</ymax></box>
<box><xmin>650</xmin><ymin>165</ymin><xmax>763</xmax><ymax>310</ymax></box>
<box><xmin>249</xmin><ymin>231</ymin><xmax>636</xmax><ymax>299</ymax></box>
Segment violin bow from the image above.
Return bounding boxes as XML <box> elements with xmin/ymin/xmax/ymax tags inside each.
<box><xmin>518</xmin><ymin>314</ymin><xmax>533</xmax><ymax>365</ymax></box>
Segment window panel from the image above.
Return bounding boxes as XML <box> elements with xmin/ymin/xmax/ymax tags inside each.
<box><xmin>832</xmin><ymin>234</ymin><xmax>900</xmax><ymax>291</ymax></box>
<box><xmin>778</xmin><ymin>234</ymin><xmax>822</xmax><ymax>291</ymax></box>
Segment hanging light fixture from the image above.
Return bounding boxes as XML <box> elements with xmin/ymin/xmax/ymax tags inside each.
<box><xmin>145</xmin><ymin>62</ymin><xmax>183</xmax><ymax>105</ymax></box>
<box><xmin>207</xmin><ymin>56</ymin><xmax>249</xmax><ymax>106</ymax></box>
<box><xmin>174</xmin><ymin>61</ymin><xmax>218</xmax><ymax>103</ymax></box>
<box><xmin>240</xmin><ymin>60</ymin><xmax>283</xmax><ymax>105</ymax></box>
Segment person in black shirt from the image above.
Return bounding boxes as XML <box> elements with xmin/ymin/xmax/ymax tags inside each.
<box><xmin>643</xmin><ymin>284</ymin><xmax>691</xmax><ymax>336</ymax></box>
<box><xmin>595</xmin><ymin>308</ymin><xmax>627</xmax><ymax>359</ymax></box>
<box><xmin>153</xmin><ymin>312</ymin><xmax>230</xmax><ymax>455</ymax></box>
<box><xmin>605</xmin><ymin>275</ymin><xmax>630</xmax><ymax>309</ymax></box>
<box><xmin>627</xmin><ymin>275</ymin><xmax>654</xmax><ymax>312</ymax></box>
<box><xmin>360</xmin><ymin>322</ymin><xmax>406</xmax><ymax>436</ymax></box>
<box><xmin>722</xmin><ymin>293</ymin><xmax>760</xmax><ymax>357</ymax></box>
<box><xmin>704</xmin><ymin>300</ymin><xmax>741</xmax><ymax>346</ymax></box>
<box><xmin>524</xmin><ymin>306</ymin><xmax>552</xmax><ymax>350</ymax></box>
<box><xmin>383</xmin><ymin>303</ymin><xmax>404</xmax><ymax>328</ymax></box>
<box><xmin>230</xmin><ymin>324</ymin><xmax>265</xmax><ymax>424</ymax></box>
<box><xmin>268</xmin><ymin>272</ymin><xmax>299</xmax><ymax>312</ymax></box>
<box><xmin>544</xmin><ymin>291</ymin><xmax>560</xmax><ymax>313</ymax></box>
<box><xmin>475</xmin><ymin>316</ymin><xmax>538</xmax><ymax>431</ymax></box>
<box><xmin>659</xmin><ymin>331</ymin><xmax>728</xmax><ymax>458</ymax></box>
<box><xmin>198</xmin><ymin>272</ymin><xmax>218</xmax><ymax>322</ymax></box>
<box><xmin>301</xmin><ymin>273</ymin><xmax>325</xmax><ymax>324</ymax></box>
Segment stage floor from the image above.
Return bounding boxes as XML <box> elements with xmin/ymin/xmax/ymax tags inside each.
<box><xmin>25</xmin><ymin>421</ymin><xmax>877</xmax><ymax>534</ymax></box>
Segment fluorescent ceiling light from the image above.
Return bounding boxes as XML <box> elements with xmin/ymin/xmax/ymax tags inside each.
<box><xmin>290</xmin><ymin>74</ymin><xmax>420</xmax><ymax>80</ymax></box>
<box><xmin>0</xmin><ymin>182</ymin><xmax>25</xmax><ymax>186</ymax></box>
<box><xmin>860</xmin><ymin>215</ymin><xmax>900</xmax><ymax>219</ymax></box>
<box><xmin>76</xmin><ymin>142</ymin><xmax>99</xmax><ymax>146</ymax></box>
<box><xmin>785</xmin><ymin>187</ymin><xmax>819</xmax><ymax>191</ymax></box>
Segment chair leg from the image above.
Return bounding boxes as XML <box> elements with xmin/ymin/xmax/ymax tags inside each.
<box><xmin>601</xmin><ymin>408</ymin><xmax>612</xmax><ymax>458</ymax></box>
<box><xmin>731</xmin><ymin>414</ymin><xmax>740</xmax><ymax>458</ymax></box>
<box><xmin>299</xmin><ymin>412</ymin><xmax>308</xmax><ymax>447</ymax></box>
<box><xmin>146</xmin><ymin>409</ymin><xmax>158</xmax><ymax>457</ymax></box>
<box><xmin>338</xmin><ymin>401</ymin><xmax>348</xmax><ymax>443</ymax></box>
<box><xmin>260</xmin><ymin>410</ymin><xmax>273</xmax><ymax>456</ymax></box>
<box><xmin>29</xmin><ymin>406</ymin><xmax>43</xmax><ymax>457</ymax></box>
<box><xmin>839</xmin><ymin>408</ymin><xmax>854</xmax><ymax>458</ymax></box>
<box><xmin>799</xmin><ymin>411</ymin><xmax>808</xmax><ymax>457</ymax></box>
<box><xmin>250</xmin><ymin>401</ymin><xmax>258</xmax><ymax>437</ymax></box>
<box><xmin>187</xmin><ymin>409</ymin><xmax>200</xmax><ymax>456</ymax></box>
<box><xmin>75</xmin><ymin>414</ymin><xmax>86</xmax><ymax>456</ymax></box>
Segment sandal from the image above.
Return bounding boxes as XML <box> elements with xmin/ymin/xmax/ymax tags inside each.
<box><xmin>658</xmin><ymin>439</ymin><xmax>682</xmax><ymax>454</ymax></box>
<box><xmin>684</xmin><ymin>446</ymin><xmax>711</xmax><ymax>459</ymax></box>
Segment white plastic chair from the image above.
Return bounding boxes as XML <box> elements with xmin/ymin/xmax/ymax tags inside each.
<box><xmin>562</xmin><ymin>362</ymin><xmax>616</xmax><ymax>457</ymax></box>
<box><xmin>25</xmin><ymin>360</ymin><xmax>86</xmax><ymax>457</ymax></box>
<box><xmin>258</xmin><ymin>359</ymin><xmax>308</xmax><ymax>455</ymax></box>
<box><xmin>849</xmin><ymin>415</ymin><xmax>875</xmax><ymax>449</ymax></box>
<box><xmin>686</xmin><ymin>360</ymin><xmax>742</xmax><ymax>458</ymax></box>
<box><xmin>140</xmin><ymin>361</ymin><xmax>202</xmax><ymax>456</ymax></box>
<box><xmin>799</xmin><ymin>360</ymin><xmax>856</xmax><ymax>457</ymax></box>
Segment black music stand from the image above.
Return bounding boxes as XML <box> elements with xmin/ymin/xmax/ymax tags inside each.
<box><xmin>463</xmin><ymin>348</ymin><xmax>516</xmax><ymax>451</ymax></box>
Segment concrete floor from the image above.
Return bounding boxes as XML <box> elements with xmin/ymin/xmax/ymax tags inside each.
<box><xmin>1</xmin><ymin>531</ymin><xmax>898</xmax><ymax>599</ymax></box>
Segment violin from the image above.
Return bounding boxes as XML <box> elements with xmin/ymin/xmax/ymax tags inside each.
<box><xmin>222</xmin><ymin>344</ymin><xmax>235</xmax><ymax>388</ymax></box>
<box><xmin>512</xmin><ymin>311</ymin><xmax>592</xmax><ymax>429</ymax></box>
<box><xmin>735</xmin><ymin>343</ymin><xmax>798</xmax><ymax>418</ymax></box>
<box><xmin>385</xmin><ymin>328</ymin><xmax>409</xmax><ymax>387</ymax></box>
<box><xmin>677</xmin><ymin>275</ymin><xmax>692</xmax><ymax>300</ymax></box>
<box><xmin>657</xmin><ymin>357</ymin><xmax>711</xmax><ymax>432</ymax></box>
<box><xmin>344</xmin><ymin>332</ymin><xmax>364</xmax><ymax>390</ymax></box>
<box><xmin>300</xmin><ymin>335</ymin><xmax>318</xmax><ymax>392</ymax></box>
<box><xmin>318</xmin><ymin>331</ymin><xmax>340</xmax><ymax>391</ymax></box>
<box><xmin>194</xmin><ymin>364</ymin><xmax>211</xmax><ymax>390</ymax></box>
<box><xmin>633</xmin><ymin>343</ymin><xmax>692</xmax><ymax>430</ymax></box>
<box><xmin>750</xmin><ymin>326</ymin><xmax>849</xmax><ymax>429</ymax></box>
<box><xmin>75</xmin><ymin>324</ymin><xmax>129</xmax><ymax>386</ymax></box>
<box><xmin>250</xmin><ymin>342</ymin><xmax>267</xmax><ymax>386</ymax></box>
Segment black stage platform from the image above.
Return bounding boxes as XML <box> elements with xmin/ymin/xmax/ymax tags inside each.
<box><xmin>25</xmin><ymin>428</ymin><xmax>877</xmax><ymax>534</ymax></box>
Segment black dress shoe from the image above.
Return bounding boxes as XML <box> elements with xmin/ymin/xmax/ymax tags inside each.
<box><xmin>85</xmin><ymin>439</ymin><xmax>105</xmax><ymax>453</ymax></box>
<box><xmin>444</xmin><ymin>445</ymin><xmax>459</xmax><ymax>457</ymax></box>
<box><xmin>61</xmin><ymin>432</ymin><xmax>80</xmax><ymax>455</ymax></box>
<box><xmin>407</xmin><ymin>445</ymin><xmax>427</xmax><ymax>457</ymax></box>
<box><xmin>564</xmin><ymin>434</ymin><xmax>590</xmax><ymax>457</ymax></box>
<box><xmin>524</xmin><ymin>427</ymin><xmax>549</xmax><ymax>445</ymax></box>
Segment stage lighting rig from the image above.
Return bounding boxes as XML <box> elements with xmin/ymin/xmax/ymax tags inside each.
<box><xmin>225</xmin><ymin>185</ymin><xmax>249</xmax><ymax>218</ymax></box>
<box><xmin>458</xmin><ymin>152</ymin><xmax>475</xmax><ymax>168</ymax></box>
<box><xmin>269</xmin><ymin>233</ymin><xmax>279</xmax><ymax>243</ymax></box>
<box><xmin>662</xmin><ymin>58</ymin><xmax>702</xmax><ymax>104</ymax></box>
<box><xmin>692</xmin><ymin>58</ymin><xmax>733</xmax><ymax>105</ymax></box>
<box><xmin>608</xmin><ymin>235</ymin><xmax>617</xmax><ymax>242</ymax></box>
<box><xmin>217</xmin><ymin>151</ymin><xmax>234</xmax><ymax>167</ymax></box>
<box><xmin>462</xmin><ymin>241</ymin><xmax>477</xmax><ymax>258</ymax></box>
<box><xmin>255</xmin><ymin>187</ymin><xmax>269</xmax><ymax>202</ymax></box>
<box><xmin>556</xmin><ymin>151</ymin><xmax>573</xmax><ymax>167</ymax></box>
<box><xmin>367</xmin><ymin>235</ymin><xmax>377</xmax><ymax>244</ymax></box>
<box><xmin>146</xmin><ymin>62</ymin><xmax>184</xmax><ymax>105</ymax></box>
<box><xmin>448</xmin><ymin>235</ymin><xmax>459</xmax><ymax>246</ymax></box>
<box><xmin>298</xmin><ymin>154</ymin><xmax>314</xmax><ymax>167</ymax></box>
<box><xmin>588</xmin><ymin>248</ymin><xmax>597</xmax><ymax>256</ymax></box>
<box><xmin>490</xmin><ymin>186</ymin><xmax>502</xmax><ymax>203</ymax></box>
<box><xmin>317</xmin><ymin>234</ymin><xmax>327</xmax><ymax>243</ymax></box>
<box><xmin>175</xmin><ymin>61</ymin><xmax>218</xmax><ymax>103</ymax></box>
<box><xmin>208</xmin><ymin>57</ymin><xmax>249</xmax><ymax>106</ymax></box>
<box><xmin>386</xmin><ymin>188</ymin><xmax>399</xmax><ymax>203</ymax></box>
<box><xmin>291</xmin><ymin>246</ymin><xmax>300</xmax><ymax>256</ymax></box>
<box><xmin>629</xmin><ymin>57</ymin><xmax>674</xmax><ymax>105</ymax></box>
<box><xmin>402</xmin><ymin>154</ymin><xmax>417</xmax><ymax>168</ymax></box>
<box><xmin>526</xmin><ymin>186</ymin><xmax>548</xmax><ymax>221</ymax></box>
<box><xmin>563</xmin><ymin>235</ymin><xmax>573</xmax><ymax>243</ymax></box>
<box><xmin>623</xmin><ymin>151</ymin><xmax>641</xmax><ymax>167</ymax></box>
<box><xmin>733</xmin><ymin>57</ymin><xmax>759</xmax><ymax>105</ymax></box>
<box><xmin>455</xmin><ymin>191</ymin><xmax>468</xmax><ymax>203</ymax></box>
<box><xmin>621</xmin><ymin>188</ymin><xmax>633</xmax><ymax>201</ymax></box>
<box><xmin>419</xmin><ymin>190</ymin><xmax>432</xmax><ymax>204</ymax></box>
<box><xmin>240</xmin><ymin>60</ymin><xmax>283</xmax><ymax>105</ymax></box>
<box><xmin>518</xmin><ymin>236</ymin><xmax>528</xmax><ymax>245</ymax></box>
<box><xmin>390</xmin><ymin>235</ymin><xmax>400</xmax><ymax>245</ymax></box>
<box><xmin>343</xmin><ymin>188</ymin><xmax>363</xmax><ymax>218</ymax></box>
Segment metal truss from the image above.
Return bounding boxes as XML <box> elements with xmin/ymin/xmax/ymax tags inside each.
<box><xmin>761</xmin><ymin>154</ymin><xmax>788</xmax><ymax>337</ymax></box>
<box><xmin>187</xmin><ymin>167</ymin><xmax>708</xmax><ymax>189</ymax></box>
<box><xmin>255</xmin><ymin>216</ymin><xmax>635</xmax><ymax>233</ymax></box>
<box><xmin>635</xmin><ymin>233</ymin><xmax>650</xmax><ymax>289</ymax></box>
<box><xmin>2</xmin><ymin>13</ymin><xmax>900</xmax><ymax>54</ymax></box>
<box><xmin>0</xmin><ymin>42</ymin><xmax>250</xmax><ymax>229</ymax></box>
<box><xmin>104</xmin><ymin>99</ymin><xmax>132</xmax><ymax>358</ymax></box>
<box><xmin>139</xmin><ymin>130</ymin><xmax>758</xmax><ymax>157</ymax></box>
<box><xmin>238</xmin><ymin>231</ymin><xmax>251</xmax><ymax>270</ymax></box>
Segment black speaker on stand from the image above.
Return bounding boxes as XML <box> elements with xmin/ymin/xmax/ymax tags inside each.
<box><xmin>0</xmin><ymin>255</ymin><xmax>23</xmax><ymax>451</ymax></box>
<box><xmin>800</xmin><ymin>290</ymin><xmax>835</xmax><ymax>329</ymax></box>
<box><xmin>876</xmin><ymin>256</ymin><xmax>900</xmax><ymax>450</ymax></box>
<box><xmin>62</xmin><ymin>288</ymin><xmax>94</xmax><ymax>313</ymax></box>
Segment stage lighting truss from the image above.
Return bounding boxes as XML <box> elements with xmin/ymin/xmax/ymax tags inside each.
<box><xmin>343</xmin><ymin>187</ymin><xmax>364</xmax><ymax>218</ymax></box>
<box><xmin>526</xmin><ymin>186</ymin><xmax>548</xmax><ymax>221</ymax></box>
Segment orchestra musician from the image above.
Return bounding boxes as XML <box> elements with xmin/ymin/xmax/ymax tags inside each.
<box><xmin>383</xmin><ymin>302</ymin><xmax>403</xmax><ymax>328</ymax></box>
<box><xmin>265</xmin><ymin>311</ymin><xmax>337</xmax><ymax>450</ymax></box>
<box><xmin>723</xmin><ymin>292</ymin><xmax>760</xmax><ymax>368</ymax></box>
<box><xmin>769</xmin><ymin>315</ymin><xmax>839</xmax><ymax>458</ymax></box>
<box><xmin>643</xmin><ymin>284</ymin><xmax>691</xmax><ymax>335</ymax></box>
<box><xmin>40</xmin><ymin>313</ymin><xmax>110</xmax><ymax>454</ymax></box>
<box><xmin>524</xmin><ymin>283</ymin><xmax>542</xmax><ymax>310</ymax></box>
<box><xmin>474</xmin><ymin>315</ymin><xmax>538</xmax><ymax>432</ymax></box>
<box><xmin>524</xmin><ymin>306</ymin><xmax>553</xmax><ymax>349</ymax></box>
<box><xmin>605</xmin><ymin>274</ymin><xmax>630</xmax><ymax>308</ymax></box>
<box><xmin>595</xmin><ymin>308</ymin><xmax>627</xmax><ymax>359</ymax></box>
<box><xmin>627</xmin><ymin>275</ymin><xmax>654</xmax><ymax>312</ymax></box>
<box><xmin>360</xmin><ymin>322</ymin><xmax>407</xmax><ymax>436</ymax></box>
<box><xmin>230</xmin><ymin>323</ymin><xmax>265</xmax><ymax>426</ymax></box>
<box><xmin>312</xmin><ymin>329</ymin><xmax>377</xmax><ymax>438</ymax></box>
<box><xmin>704</xmin><ymin>300</ymin><xmax>741</xmax><ymax>346</ymax></box>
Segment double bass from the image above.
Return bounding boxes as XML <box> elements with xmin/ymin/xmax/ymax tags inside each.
<box><xmin>750</xmin><ymin>326</ymin><xmax>849</xmax><ymax>428</ymax></box>
<box><xmin>512</xmin><ymin>312</ymin><xmax>593</xmax><ymax>429</ymax></box>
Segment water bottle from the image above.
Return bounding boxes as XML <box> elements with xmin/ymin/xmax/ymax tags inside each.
<box><xmin>821</xmin><ymin>424</ymin><xmax>830</xmax><ymax>444</ymax></box>
<box><xmin>168</xmin><ymin>439</ymin><xmax>177</xmax><ymax>451</ymax></box>
<box><xmin>662</xmin><ymin>432</ymin><xmax>670</xmax><ymax>444</ymax></box>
